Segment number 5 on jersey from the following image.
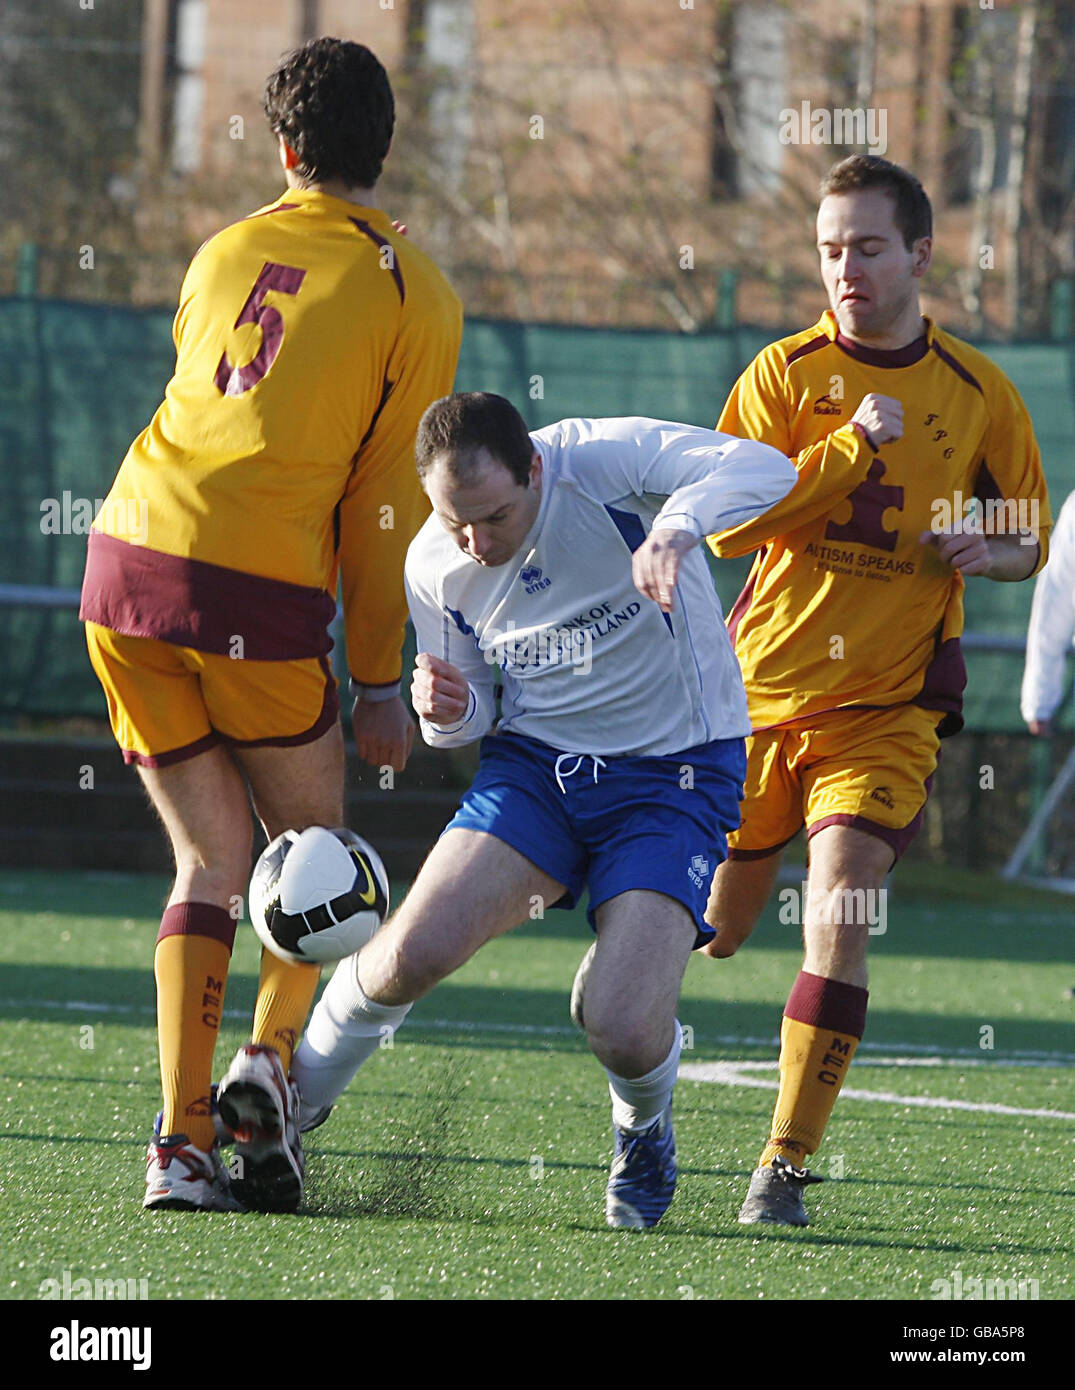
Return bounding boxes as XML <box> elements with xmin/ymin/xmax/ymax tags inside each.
<box><xmin>214</xmin><ymin>261</ymin><xmax>306</xmax><ymax>397</ymax></box>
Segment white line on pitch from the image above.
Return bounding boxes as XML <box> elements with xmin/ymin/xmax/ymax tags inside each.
<box><xmin>678</xmin><ymin>1060</ymin><xmax>1075</xmax><ymax>1120</ymax></box>
<box><xmin>4</xmin><ymin>995</ymin><xmax>1075</xmax><ymax>1069</ymax></box>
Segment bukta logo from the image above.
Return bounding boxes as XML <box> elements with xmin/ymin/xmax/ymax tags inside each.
<box><xmin>778</xmin><ymin>101</ymin><xmax>888</xmax><ymax>157</ymax></box>
<box><xmin>813</xmin><ymin>393</ymin><xmax>843</xmax><ymax>416</ymax></box>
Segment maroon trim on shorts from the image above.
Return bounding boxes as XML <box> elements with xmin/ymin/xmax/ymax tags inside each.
<box><xmin>784</xmin><ymin>335</ymin><xmax>829</xmax><ymax>368</ymax></box>
<box><xmin>785</xmin><ymin>969</ymin><xmax>868</xmax><ymax>1037</ymax></box>
<box><xmin>808</xmin><ymin>811</ymin><xmax>904</xmax><ymax>858</ymax></box>
<box><xmin>728</xmin><ymin>830</ymin><xmax>801</xmax><ymax>861</ymax></box>
<box><xmin>123</xmin><ymin>731</ymin><xmax>221</xmax><ymax>768</ymax></box>
<box><xmin>835</xmin><ymin>330</ymin><xmax>928</xmax><ymax>369</ymax></box>
<box><xmin>80</xmin><ymin>532</ymin><xmax>336</xmax><ymax>660</ymax></box>
<box><xmin>157</xmin><ymin>902</ymin><xmax>237</xmax><ymax>951</ymax></box>
<box><xmin>807</xmin><ymin>779</ymin><xmax>934</xmax><ymax>862</ymax></box>
<box><xmin>220</xmin><ymin>657</ymin><xmax>340</xmax><ymax>749</ymax></box>
<box><xmin>931</xmin><ymin>339</ymin><xmax>984</xmax><ymax>395</ymax></box>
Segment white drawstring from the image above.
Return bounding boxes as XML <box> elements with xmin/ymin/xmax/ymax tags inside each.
<box><xmin>554</xmin><ymin>752</ymin><xmax>608</xmax><ymax>795</ymax></box>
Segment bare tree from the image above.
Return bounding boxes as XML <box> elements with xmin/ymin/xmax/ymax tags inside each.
<box><xmin>1</xmin><ymin>1</ymin><xmax>143</xmax><ymax>299</ymax></box>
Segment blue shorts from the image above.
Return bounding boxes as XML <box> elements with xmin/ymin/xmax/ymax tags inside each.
<box><xmin>444</xmin><ymin>730</ymin><xmax>747</xmax><ymax>946</ymax></box>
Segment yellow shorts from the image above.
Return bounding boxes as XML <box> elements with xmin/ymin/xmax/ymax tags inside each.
<box><xmin>85</xmin><ymin>622</ymin><xmax>339</xmax><ymax>767</ymax></box>
<box><xmin>727</xmin><ymin>704</ymin><xmax>944</xmax><ymax>862</ymax></box>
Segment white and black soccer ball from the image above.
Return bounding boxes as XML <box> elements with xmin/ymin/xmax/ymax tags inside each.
<box><xmin>249</xmin><ymin>826</ymin><xmax>390</xmax><ymax>965</ymax></box>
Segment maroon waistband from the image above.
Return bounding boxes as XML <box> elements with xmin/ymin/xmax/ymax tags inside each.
<box><xmin>80</xmin><ymin>531</ymin><xmax>336</xmax><ymax>660</ymax></box>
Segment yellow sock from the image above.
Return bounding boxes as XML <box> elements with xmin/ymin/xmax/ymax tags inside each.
<box><xmin>251</xmin><ymin>948</ymin><xmax>321</xmax><ymax>1074</ymax></box>
<box><xmin>758</xmin><ymin>970</ymin><xmax>867</xmax><ymax>1168</ymax></box>
<box><xmin>154</xmin><ymin>903</ymin><xmax>237</xmax><ymax>1152</ymax></box>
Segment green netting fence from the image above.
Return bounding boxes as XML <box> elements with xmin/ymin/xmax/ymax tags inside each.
<box><xmin>2</xmin><ymin>296</ymin><xmax>1074</xmax><ymax>731</ymax></box>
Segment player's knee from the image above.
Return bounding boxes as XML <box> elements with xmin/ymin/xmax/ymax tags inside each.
<box><xmin>806</xmin><ymin>881</ymin><xmax>881</xmax><ymax>934</ymax></box>
<box><xmin>585</xmin><ymin>1010</ymin><xmax>662</xmax><ymax>1077</ymax></box>
<box><xmin>173</xmin><ymin>828</ymin><xmax>253</xmax><ymax>901</ymax></box>
<box><xmin>803</xmin><ymin>911</ymin><xmax>870</xmax><ymax>978</ymax></box>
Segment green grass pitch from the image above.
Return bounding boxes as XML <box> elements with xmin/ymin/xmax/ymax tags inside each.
<box><xmin>1</xmin><ymin>864</ymin><xmax>1071</xmax><ymax>1301</ymax></box>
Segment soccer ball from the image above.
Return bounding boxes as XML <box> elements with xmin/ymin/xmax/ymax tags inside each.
<box><xmin>249</xmin><ymin>825</ymin><xmax>390</xmax><ymax>965</ymax></box>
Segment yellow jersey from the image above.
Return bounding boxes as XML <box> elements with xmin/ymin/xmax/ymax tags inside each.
<box><xmin>709</xmin><ymin>311</ymin><xmax>1050</xmax><ymax>735</ymax></box>
<box><xmin>81</xmin><ymin>187</ymin><xmax>462</xmax><ymax>685</ymax></box>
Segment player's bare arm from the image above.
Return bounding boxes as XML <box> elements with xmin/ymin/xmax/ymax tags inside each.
<box><xmin>701</xmin><ymin>855</ymin><xmax>783</xmax><ymax>959</ymax></box>
<box><xmin>632</xmin><ymin>527</ymin><xmax>698</xmax><ymax>613</ymax></box>
<box><xmin>412</xmin><ymin>651</ymin><xmax>469</xmax><ymax>724</ymax></box>
<box><xmin>920</xmin><ymin>527</ymin><xmax>1039</xmax><ymax>581</ymax></box>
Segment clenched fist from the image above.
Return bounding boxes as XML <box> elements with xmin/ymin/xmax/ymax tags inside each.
<box><xmin>411</xmin><ymin>652</ymin><xmax>470</xmax><ymax>725</ymax></box>
<box><xmin>851</xmin><ymin>393</ymin><xmax>903</xmax><ymax>449</ymax></box>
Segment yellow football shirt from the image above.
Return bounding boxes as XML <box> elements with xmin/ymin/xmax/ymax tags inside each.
<box><xmin>81</xmin><ymin>187</ymin><xmax>462</xmax><ymax>686</ymax></box>
<box><xmin>709</xmin><ymin>311</ymin><xmax>1050</xmax><ymax>734</ymax></box>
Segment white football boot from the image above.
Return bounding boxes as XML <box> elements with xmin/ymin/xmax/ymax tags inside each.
<box><xmin>143</xmin><ymin>1134</ymin><xmax>243</xmax><ymax>1212</ymax></box>
<box><xmin>217</xmin><ymin>1044</ymin><xmax>305</xmax><ymax>1213</ymax></box>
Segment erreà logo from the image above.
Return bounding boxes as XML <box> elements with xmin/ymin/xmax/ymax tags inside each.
<box><xmin>813</xmin><ymin>393</ymin><xmax>842</xmax><ymax>416</ymax></box>
<box><xmin>520</xmin><ymin>564</ymin><xmax>551</xmax><ymax>594</ymax></box>
<box><xmin>688</xmin><ymin>854</ymin><xmax>710</xmax><ymax>889</ymax></box>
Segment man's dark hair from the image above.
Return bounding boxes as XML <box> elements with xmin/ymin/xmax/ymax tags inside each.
<box><xmin>819</xmin><ymin>154</ymin><xmax>932</xmax><ymax>249</ymax></box>
<box><xmin>416</xmin><ymin>393</ymin><xmax>535</xmax><ymax>488</ymax></box>
<box><xmin>263</xmin><ymin>38</ymin><xmax>394</xmax><ymax>189</ymax></box>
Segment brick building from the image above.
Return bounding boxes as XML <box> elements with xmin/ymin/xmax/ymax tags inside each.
<box><xmin>128</xmin><ymin>0</ymin><xmax>1074</xmax><ymax>333</ymax></box>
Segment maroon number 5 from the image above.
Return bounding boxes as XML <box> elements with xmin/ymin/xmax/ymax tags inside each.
<box><xmin>214</xmin><ymin>261</ymin><xmax>306</xmax><ymax>396</ymax></box>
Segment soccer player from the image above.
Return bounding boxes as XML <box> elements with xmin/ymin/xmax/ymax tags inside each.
<box><xmin>289</xmin><ymin>391</ymin><xmax>795</xmax><ymax>1228</ymax></box>
<box><xmin>702</xmin><ymin>154</ymin><xmax>1050</xmax><ymax>1225</ymax></box>
<box><xmin>79</xmin><ymin>38</ymin><xmax>462</xmax><ymax>1213</ymax></box>
<box><xmin>1021</xmin><ymin>490</ymin><xmax>1075</xmax><ymax>737</ymax></box>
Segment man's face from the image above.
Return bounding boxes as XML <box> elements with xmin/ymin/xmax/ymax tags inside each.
<box><xmin>816</xmin><ymin>188</ymin><xmax>930</xmax><ymax>342</ymax></box>
<box><xmin>424</xmin><ymin>448</ymin><xmax>543</xmax><ymax>568</ymax></box>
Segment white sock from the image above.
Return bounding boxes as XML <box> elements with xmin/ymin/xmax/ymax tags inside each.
<box><xmin>290</xmin><ymin>955</ymin><xmax>412</xmax><ymax>1112</ymax></box>
<box><xmin>604</xmin><ymin>1022</ymin><xmax>682</xmax><ymax>1133</ymax></box>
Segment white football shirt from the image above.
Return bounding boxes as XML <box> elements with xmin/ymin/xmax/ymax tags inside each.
<box><xmin>1021</xmin><ymin>488</ymin><xmax>1075</xmax><ymax>724</ymax></box>
<box><xmin>404</xmin><ymin>416</ymin><xmax>796</xmax><ymax>757</ymax></box>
